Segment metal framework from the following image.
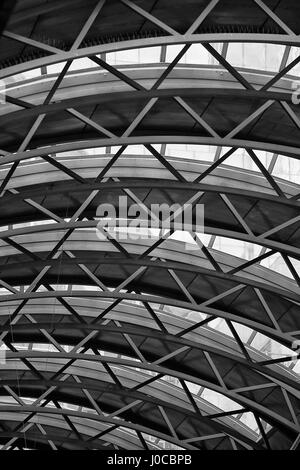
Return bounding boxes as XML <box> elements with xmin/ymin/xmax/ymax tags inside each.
<box><xmin>0</xmin><ymin>0</ymin><xmax>299</xmax><ymax>450</ymax></box>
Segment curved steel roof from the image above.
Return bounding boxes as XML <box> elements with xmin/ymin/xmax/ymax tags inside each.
<box><xmin>0</xmin><ymin>0</ymin><xmax>299</xmax><ymax>451</ymax></box>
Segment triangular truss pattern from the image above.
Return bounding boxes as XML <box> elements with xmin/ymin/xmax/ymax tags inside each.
<box><xmin>0</xmin><ymin>0</ymin><xmax>298</xmax><ymax>451</ymax></box>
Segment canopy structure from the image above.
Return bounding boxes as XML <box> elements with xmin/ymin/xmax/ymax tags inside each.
<box><xmin>0</xmin><ymin>0</ymin><xmax>299</xmax><ymax>451</ymax></box>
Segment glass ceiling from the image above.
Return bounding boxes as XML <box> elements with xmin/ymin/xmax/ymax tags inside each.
<box><xmin>0</xmin><ymin>218</ymin><xmax>296</xmax><ymax>279</ymax></box>
<box><xmin>0</xmin><ymin>13</ymin><xmax>299</xmax><ymax>448</ymax></box>
<box><xmin>2</xmin><ymin>40</ymin><xmax>300</xmax><ymax>186</ymax></box>
<box><xmin>0</xmin><ymin>342</ymin><xmax>267</xmax><ymax>437</ymax></box>
<box><xmin>4</xmin><ymin>42</ymin><xmax>300</xmax><ymax>82</ymax></box>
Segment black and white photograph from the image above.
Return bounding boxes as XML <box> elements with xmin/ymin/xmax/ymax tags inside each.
<box><xmin>0</xmin><ymin>0</ymin><xmax>298</xmax><ymax>460</ymax></box>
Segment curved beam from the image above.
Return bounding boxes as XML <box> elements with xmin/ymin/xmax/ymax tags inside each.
<box><xmin>0</xmin><ymin>431</ymin><xmax>117</xmax><ymax>450</ymax></box>
<box><xmin>0</xmin><ymin>85</ymin><xmax>299</xmax><ymax>156</ymax></box>
<box><xmin>0</xmin><ymin>88</ymin><xmax>293</xmax><ymax>124</ymax></box>
<box><xmin>0</xmin><ymin>218</ymin><xmax>298</xmax><ymax>259</ymax></box>
<box><xmin>1</xmin><ymin>135</ymin><xmax>300</xmax><ymax>164</ymax></box>
<box><xmin>1</xmin><ymin>34</ymin><xmax>300</xmax><ymax>80</ymax></box>
<box><xmin>3</xmin><ymin>321</ymin><xmax>299</xmax><ymax>389</ymax></box>
<box><xmin>2</xmin><ymin>350</ymin><xmax>299</xmax><ymax>434</ymax></box>
<box><xmin>0</xmin><ymin>251</ymin><xmax>297</xmax><ymax>299</ymax></box>
<box><xmin>0</xmin><ymin>289</ymin><xmax>297</xmax><ymax>349</ymax></box>
<box><xmin>0</xmin><ymin>413</ymin><xmax>169</xmax><ymax>450</ymax></box>
<box><xmin>0</xmin><ymin>295</ymin><xmax>297</xmax><ymax>358</ymax></box>
<box><xmin>3</xmin><ymin>156</ymin><xmax>299</xmax><ymax>199</ymax></box>
<box><xmin>0</xmin><ymin>377</ymin><xmax>260</xmax><ymax>449</ymax></box>
<box><xmin>0</xmin><ymin>2</ymin><xmax>299</xmax><ymax>451</ymax></box>
<box><xmin>2</xmin><ymin>163</ymin><xmax>299</xmax><ymax>201</ymax></box>
<box><xmin>0</xmin><ymin>404</ymin><xmax>198</xmax><ymax>450</ymax></box>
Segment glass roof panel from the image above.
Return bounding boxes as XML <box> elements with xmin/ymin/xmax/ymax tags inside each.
<box><xmin>226</xmin><ymin>43</ymin><xmax>286</xmax><ymax>72</ymax></box>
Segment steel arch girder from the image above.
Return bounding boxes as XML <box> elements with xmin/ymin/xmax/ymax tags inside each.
<box><xmin>0</xmin><ymin>430</ymin><xmax>117</xmax><ymax>450</ymax></box>
<box><xmin>0</xmin><ymin>217</ymin><xmax>298</xmax><ymax>260</ymax></box>
<box><xmin>2</xmin><ymin>135</ymin><xmax>300</xmax><ymax>165</ymax></box>
<box><xmin>2</xmin><ymin>350</ymin><xmax>299</xmax><ymax>436</ymax></box>
<box><xmin>0</xmin><ymin>288</ymin><xmax>298</xmax><ymax>350</ymax></box>
<box><xmin>2</xmin><ymin>320</ymin><xmax>299</xmax><ymax>391</ymax></box>
<box><xmin>1</xmin><ymin>33</ymin><xmax>300</xmax><ymax>80</ymax></box>
<box><xmin>1</xmin><ymin>86</ymin><xmax>300</xmax><ymax>157</ymax></box>
<box><xmin>0</xmin><ymin>376</ymin><xmax>260</xmax><ymax>450</ymax></box>
<box><xmin>0</xmin><ymin>404</ymin><xmax>198</xmax><ymax>451</ymax></box>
